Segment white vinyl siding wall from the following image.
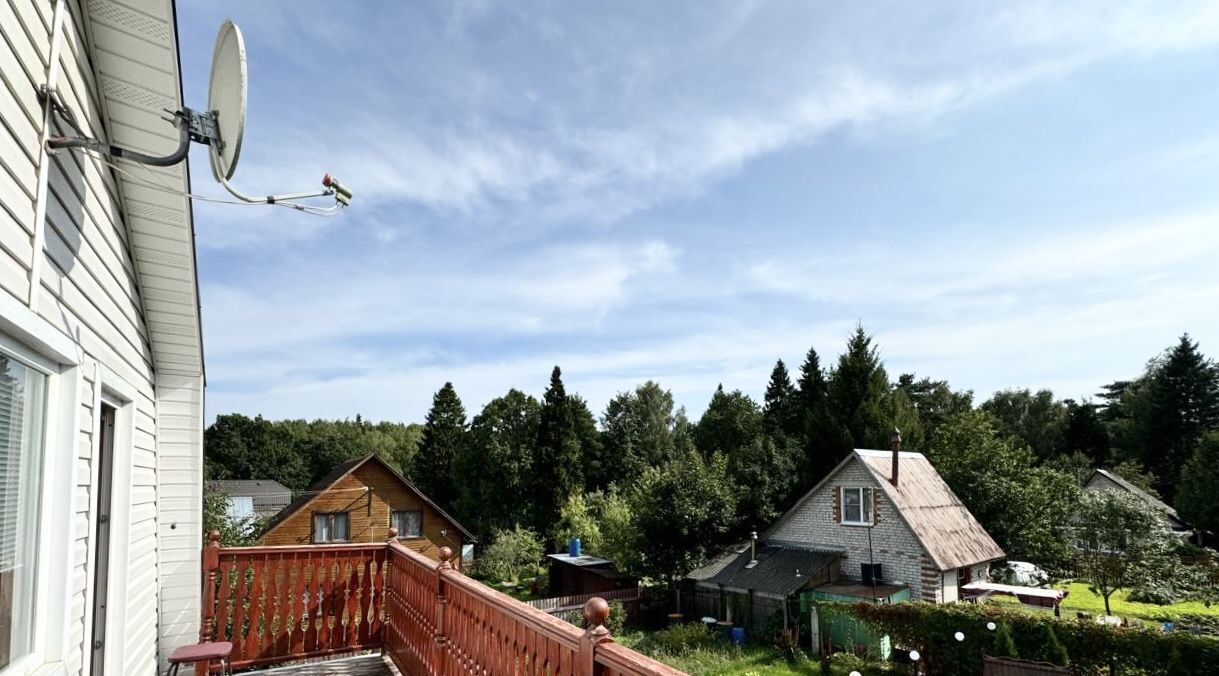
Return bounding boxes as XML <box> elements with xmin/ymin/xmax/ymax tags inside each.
<box><xmin>0</xmin><ymin>1</ymin><xmax>203</xmax><ymax>675</ymax></box>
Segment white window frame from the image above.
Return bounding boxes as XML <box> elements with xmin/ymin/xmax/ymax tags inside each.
<box><xmin>0</xmin><ymin>294</ymin><xmax>84</xmax><ymax>676</ymax></box>
<box><xmin>840</xmin><ymin>486</ymin><xmax>874</xmax><ymax>526</ymax></box>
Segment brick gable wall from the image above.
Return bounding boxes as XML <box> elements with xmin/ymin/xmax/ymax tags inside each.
<box><xmin>770</xmin><ymin>459</ymin><xmax>932</xmax><ymax>600</ymax></box>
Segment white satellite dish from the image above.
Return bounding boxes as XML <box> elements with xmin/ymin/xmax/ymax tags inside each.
<box><xmin>45</xmin><ymin>19</ymin><xmax>351</xmax><ymax>213</ymax></box>
<box><xmin>208</xmin><ymin>20</ymin><xmax>246</xmax><ymax>182</ymax></box>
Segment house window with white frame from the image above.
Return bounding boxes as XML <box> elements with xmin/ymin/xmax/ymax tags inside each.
<box><xmin>391</xmin><ymin>510</ymin><xmax>422</xmax><ymax>539</ymax></box>
<box><xmin>0</xmin><ymin>349</ymin><xmax>48</xmax><ymax>670</ymax></box>
<box><xmin>312</xmin><ymin>512</ymin><xmax>350</xmax><ymax>543</ymax></box>
<box><xmin>841</xmin><ymin>486</ymin><xmax>873</xmax><ymax>525</ymax></box>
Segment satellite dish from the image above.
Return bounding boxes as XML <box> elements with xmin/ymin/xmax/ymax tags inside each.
<box><xmin>44</xmin><ymin>19</ymin><xmax>351</xmax><ymax>214</ymax></box>
<box><xmin>208</xmin><ymin>20</ymin><xmax>246</xmax><ymax>182</ymax></box>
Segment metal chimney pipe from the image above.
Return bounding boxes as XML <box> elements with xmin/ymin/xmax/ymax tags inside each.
<box><xmin>750</xmin><ymin>531</ymin><xmax>758</xmax><ymax>563</ymax></box>
<box><xmin>890</xmin><ymin>428</ymin><xmax>902</xmax><ymax>486</ymax></box>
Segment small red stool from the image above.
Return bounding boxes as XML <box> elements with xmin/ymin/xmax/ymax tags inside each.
<box><xmin>166</xmin><ymin>641</ymin><xmax>233</xmax><ymax>676</ymax></box>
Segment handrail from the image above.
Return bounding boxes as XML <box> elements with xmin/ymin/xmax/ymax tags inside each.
<box><xmin>202</xmin><ymin>529</ymin><xmax>688</xmax><ymax>675</ymax></box>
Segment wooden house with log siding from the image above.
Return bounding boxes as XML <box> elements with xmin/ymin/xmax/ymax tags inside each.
<box><xmin>259</xmin><ymin>454</ymin><xmax>475</xmax><ymax>566</ymax></box>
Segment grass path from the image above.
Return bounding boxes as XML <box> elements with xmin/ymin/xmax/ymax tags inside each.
<box><xmin>1053</xmin><ymin>581</ymin><xmax>1219</xmax><ymax>623</ymax></box>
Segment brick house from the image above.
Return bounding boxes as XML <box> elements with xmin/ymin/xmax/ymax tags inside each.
<box><xmin>765</xmin><ymin>445</ymin><xmax>1004</xmax><ymax>603</ymax></box>
<box><xmin>686</xmin><ymin>438</ymin><xmax>1004</xmax><ymax>627</ymax></box>
<box><xmin>259</xmin><ymin>454</ymin><xmax>475</xmax><ymax>566</ymax></box>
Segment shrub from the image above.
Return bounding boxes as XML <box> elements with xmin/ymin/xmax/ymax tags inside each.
<box><xmin>991</xmin><ymin>622</ymin><xmax>1017</xmax><ymax>658</ymax></box>
<box><xmin>1128</xmin><ymin>584</ymin><xmax>1176</xmax><ymax>605</ymax></box>
<box><xmin>828</xmin><ymin>600</ymin><xmax>1219</xmax><ymax>676</ymax></box>
<box><xmin>605</xmin><ymin>600</ymin><xmax>627</xmax><ymax>635</ymax></box>
<box><xmin>1038</xmin><ymin>624</ymin><xmax>1069</xmax><ymax>666</ymax></box>
<box><xmin>480</xmin><ymin>525</ymin><xmax>544</xmax><ymax>584</ymax></box>
<box><xmin>648</xmin><ymin>622</ymin><xmax>718</xmax><ymax>655</ymax></box>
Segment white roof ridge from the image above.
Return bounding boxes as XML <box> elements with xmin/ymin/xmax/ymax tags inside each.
<box><xmin>853</xmin><ymin>448</ymin><xmax>924</xmax><ymax>458</ymax></box>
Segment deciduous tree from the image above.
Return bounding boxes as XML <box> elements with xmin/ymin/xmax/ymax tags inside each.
<box><xmin>1076</xmin><ymin>488</ymin><xmax>1176</xmax><ymax>616</ymax></box>
<box><xmin>629</xmin><ymin>449</ymin><xmax>737</xmax><ymax>582</ymax></box>
<box><xmin>454</xmin><ymin>389</ymin><xmax>540</xmax><ymax>540</ymax></box>
<box><xmin>980</xmin><ymin>389</ymin><xmax>1067</xmax><ymax>462</ymax></box>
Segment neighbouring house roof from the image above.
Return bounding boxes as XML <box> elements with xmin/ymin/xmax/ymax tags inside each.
<box><xmin>260</xmin><ymin>454</ymin><xmax>476</xmax><ymax>542</ymax></box>
<box><xmin>1085</xmin><ymin>469</ymin><xmax>1190</xmax><ymax>531</ymax></box>
<box><xmin>687</xmin><ymin>542</ymin><xmax>751</xmax><ymax>582</ymax></box>
<box><xmin>207</xmin><ymin>480</ymin><xmax>291</xmax><ymax>514</ymax></box>
<box><xmin>692</xmin><ymin>542</ymin><xmax>842</xmax><ymax>598</ymax></box>
<box><xmin>766</xmin><ymin>449</ymin><xmax>1005</xmax><ymax>572</ymax></box>
<box><xmin>547</xmin><ymin>554</ymin><xmax>614</xmax><ymax>567</ymax></box>
<box><xmin>853</xmin><ymin>449</ymin><xmax>1006</xmax><ymax>570</ymax></box>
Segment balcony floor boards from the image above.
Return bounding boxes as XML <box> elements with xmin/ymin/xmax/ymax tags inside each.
<box><xmin>237</xmin><ymin>653</ymin><xmax>398</xmax><ymax>676</ymax></box>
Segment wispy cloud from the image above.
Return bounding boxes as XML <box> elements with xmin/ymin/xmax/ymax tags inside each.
<box><xmin>175</xmin><ymin>1</ymin><xmax>1219</xmax><ymax>424</ymax></box>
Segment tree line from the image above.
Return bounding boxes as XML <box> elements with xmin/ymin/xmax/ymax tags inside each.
<box><xmin>203</xmin><ymin>327</ymin><xmax>1219</xmax><ymax>583</ymax></box>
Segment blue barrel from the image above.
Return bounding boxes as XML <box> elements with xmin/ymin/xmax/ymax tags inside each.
<box><xmin>569</xmin><ymin>538</ymin><xmax>582</xmax><ymax>557</ymax></box>
<box><xmin>730</xmin><ymin>627</ymin><xmax>746</xmax><ymax>646</ymax></box>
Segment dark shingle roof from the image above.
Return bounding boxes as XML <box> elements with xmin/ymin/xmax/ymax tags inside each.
<box><xmin>696</xmin><ymin>542</ymin><xmax>840</xmax><ymax>597</ymax></box>
<box><xmin>206</xmin><ymin>479</ymin><xmax>291</xmax><ymax>513</ymax></box>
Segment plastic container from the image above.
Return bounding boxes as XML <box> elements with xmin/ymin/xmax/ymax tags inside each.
<box><xmin>568</xmin><ymin>538</ymin><xmax>581</xmax><ymax>557</ymax></box>
<box><xmin>730</xmin><ymin>627</ymin><xmax>746</xmax><ymax>646</ymax></box>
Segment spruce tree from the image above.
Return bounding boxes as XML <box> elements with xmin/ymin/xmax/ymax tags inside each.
<box><xmin>1038</xmin><ymin>625</ymin><xmax>1069</xmax><ymax>666</ymax></box>
<box><xmin>990</xmin><ymin>622</ymin><xmax>1017</xmax><ymax>658</ymax></box>
<box><xmin>411</xmin><ymin>382</ymin><xmax>467</xmax><ymax>510</ymax></box>
<box><xmin>796</xmin><ymin>346</ymin><xmax>842</xmax><ymax>483</ymax></box>
<box><xmin>1176</xmin><ymin>431</ymin><xmax>1219</xmax><ymax>538</ymax></box>
<box><xmin>1142</xmin><ymin>334</ymin><xmax>1219</xmax><ymax>491</ymax></box>
<box><xmin>827</xmin><ymin>326</ymin><xmax>891</xmax><ymax>451</ymax></box>
<box><xmin>533</xmin><ymin>366</ymin><xmax>585</xmax><ymax>537</ymax></box>
<box><xmin>763</xmin><ymin>360</ymin><xmax>799</xmax><ymax>439</ymax></box>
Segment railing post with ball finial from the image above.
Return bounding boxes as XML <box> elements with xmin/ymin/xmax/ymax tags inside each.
<box><xmin>200</xmin><ymin>530</ymin><xmax>221</xmax><ymax>643</ymax></box>
<box><xmin>579</xmin><ymin>597</ymin><xmax>614</xmax><ymax>676</ymax></box>
<box><xmin>434</xmin><ymin>546</ymin><xmax>453</xmax><ymax>673</ymax></box>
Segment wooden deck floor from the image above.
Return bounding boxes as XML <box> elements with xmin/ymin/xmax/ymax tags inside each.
<box><xmin>239</xmin><ymin>654</ymin><xmax>398</xmax><ymax>676</ymax></box>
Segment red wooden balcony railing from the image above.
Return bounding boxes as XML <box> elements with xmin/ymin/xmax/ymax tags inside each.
<box><xmin>200</xmin><ymin>530</ymin><xmax>687</xmax><ymax>676</ymax></box>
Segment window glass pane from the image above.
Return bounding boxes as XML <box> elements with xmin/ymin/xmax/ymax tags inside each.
<box><xmin>313</xmin><ymin>514</ymin><xmax>329</xmax><ymax>543</ymax></box>
<box><xmin>0</xmin><ymin>352</ymin><xmax>46</xmax><ymax>670</ymax></box>
<box><xmin>843</xmin><ymin>488</ymin><xmax>861</xmax><ymax>522</ymax></box>
<box><xmin>393</xmin><ymin>511</ymin><xmax>422</xmax><ymax>538</ymax></box>
<box><xmin>862</xmin><ymin>488</ymin><xmax>872</xmax><ymax>522</ymax></box>
<box><xmin>227</xmin><ymin>496</ymin><xmax>254</xmax><ymax>520</ymax></box>
<box><xmin>334</xmin><ymin>513</ymin><xmax>349</xmax><ymax>541</ymax></box>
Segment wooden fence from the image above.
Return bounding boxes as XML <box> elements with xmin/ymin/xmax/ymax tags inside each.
<box><xmin>526</xmin><ymin>587</ymin><xmax>641</xmax><ymax>614</ymax></box>
<box><xmin>201</xmin><ymin>530</ymin><xmax>686</xmax><ymax>675</ymax></box>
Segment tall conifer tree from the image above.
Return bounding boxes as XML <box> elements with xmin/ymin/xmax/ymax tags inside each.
<box><xmin>827</xmin><ymin>326</ymin><xmax>891</xmax><ymax>450</ymax></box>
<box><xmin>534</xmin><ymin>366</ymin><xmax>585</xmax><ymax>536</ymax></box>
<box><xmin>796</xmin><ymin>346</ymin><xmax>842</xmax><ymax>483</ymax></box>
<box><xmin>411</xmin><ymin>382</ymin><xmax>467</xmax><ymax>509</ymax></box>
<box><xmin>763</xmin><ymin>360</ymin><xmax>799</xmax><ymax>439</ymax></box>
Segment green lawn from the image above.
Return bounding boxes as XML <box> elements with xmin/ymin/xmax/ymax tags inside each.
<box><xmin>1054</xmin><ymin>581</ymin><xmax>1219</xmax><ymax>623</ymax></box>
<box><xmin>614</xmin><ymin>631</ymin><xmax>889</xmax><ymax>676</ymax></box>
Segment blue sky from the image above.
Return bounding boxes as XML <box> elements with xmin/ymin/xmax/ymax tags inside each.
<box><xmin>176</xmin><ymin>2</ymin><xmax>1219</xmax><ymax>425</ymax></box>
